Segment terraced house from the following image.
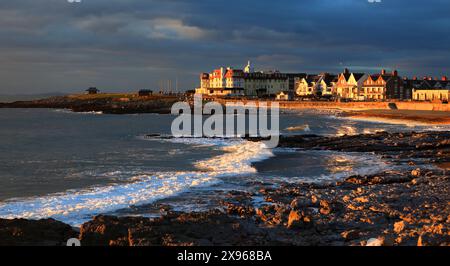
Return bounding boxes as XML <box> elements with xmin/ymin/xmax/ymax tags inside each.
<box><xmin>361</xmin><ymin>70</ymin><xmax>404</xmax><ymax>100</ymax></box>
<box><xmin>317</xmin><ymin>73</ymin><xmax>338</xmax><ymax>96</ymax></box>
<box><xmin>295</xmin><ymin>74</ymin><xmax>320</xmax><ymax>96</ymax></box>
<box><xmin>412</xmin><ymin>77</ymin><xmax>450</xmax><ymax>102</ymax></box>
<box><xmin>195</xmin><ymin>64</ymin><xmax>447</xmax><ymax>102</ymax></box>
<box><xmin>295</xmin><ymin>73</ymin><xmax>337</xmax><ymax>97</ymax></box>
<box><xmin>335</xmin><ymin>69</ymin><xmax>368</xmax><ymax>100</ymax></box>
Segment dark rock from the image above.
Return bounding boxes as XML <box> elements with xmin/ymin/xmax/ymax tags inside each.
<box><xmin>0</xmin><ymin>218</ymin><xmax>77</xmax><ymax>246</ymax></box>
<box><xmin>80</xmin><ymin>215</ymin><xmax>131</xmax><ymax>246</ymax></box>
<box><xmin>341</xmin><ymin>230</ymin><xmax>361</xmax><ymax>241</ymax></box>
<box><xmin>411</xmin><ymin>168</ymin><xmax>421</xmax><ymax>177</ymax></box>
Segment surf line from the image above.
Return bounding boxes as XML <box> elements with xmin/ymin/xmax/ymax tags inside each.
<box><xmin>170</xmin><ymin>94</ymin><xmax>280</xmax><ymax>148</ymax></box>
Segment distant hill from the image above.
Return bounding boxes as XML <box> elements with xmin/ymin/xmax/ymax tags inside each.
<box><xmin>0</xmin><ymin>92</ymin><xmax>66</xmax><ymax>103</ymax></box>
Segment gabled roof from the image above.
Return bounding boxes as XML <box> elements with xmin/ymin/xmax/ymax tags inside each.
<box><xmin>368</xmin><ymin>74</ymin><xmax>380</xmax><ymax>80</ymax></box>
<box><xmin>370</xmin><ymin>74</ymin><xmax>396</xmax><ymax>82</ymax></box>
<box><xmin>309</xmin><ymin>75</ymin><xmax>321</xmax><ymax>83</ymax></box>
<box><xmin>403</xmin><ymin>79</ymin><xmax>423</xmax><ymax>88</ymax></box>
<box><xmin>417</xmin><ymin>80</ymin><xmax>450</xmax><ymax>90</ymax></box>
<box><xmin>433</xmin><ymin>81</ymin><xmax>443</xmax><ymax>89</ymax></box>
<box><xmin>341</xmin><ymin>73</ymin><xmax>352</xmax><ymax>81</ymax></box>
<box><xmin>437</xmin><ymin>80</ymin><xmax>449</xmax><ymax>88</ymax></box>
<box><xmin>419</xmin><ymin>80</ymin><xmax>433</xmax><ymax>90</ymax></box>
<box><xmin>225</xmin><ymin>69</ymin><xmax>244</xmax><ymax>78</ymax></box>
<box><xmin>322</xmin><ymin>74</ymin><xmax>337</xmax><ymax>86</ymax></box>
<box><xmin>352</xmin><ymin>73</ymin><xmax>366</xmax><ymax>81</ymax></box>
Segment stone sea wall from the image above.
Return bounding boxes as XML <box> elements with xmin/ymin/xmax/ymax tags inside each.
<box><xmin>215</xmin><ymin>99</ymin><xmax>450</xmax><ymax>111</ymax></box>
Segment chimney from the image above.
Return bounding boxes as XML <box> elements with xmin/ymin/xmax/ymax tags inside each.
<box><xmin>423</xmin><ymin>76</ymin><xmax>428</xmax><ymax>80</ymax></box>
<box><xmin>413</xmin><ymin>76</ymin><xmax>417</xmax><ymax>81</ymax></box>
<box><xmin>442</xmin><ymin>76</ymin><xmax>448</xmax><ymax>81</ymax></box>
<box><xmin>381</xmin><ymin>69</ymin><xmax>386</xmax><ymax>75</ymax></box>
<box><xmin>344</xmin><ymin>68</ymin><xmax>350</xmax><ymax>74</ymax></box>
<box><xmin>392</xmin><ymin>70</ymin><xmax>398</xmax><ymax>76</ymax></box>
<box><xmin>428</xmin><ymin>77</ymin><xmax>433</xmax><ymax>81</ymax></box>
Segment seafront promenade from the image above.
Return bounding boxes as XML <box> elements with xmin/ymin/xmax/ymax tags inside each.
<box><xmin>212</xmin><ymin>98</ymin><xmax>450</xmax><ymax>125</ymax></box>
<box><xmin>212</xmin><ymin>98</ymin><xmax>450</xmax><ymax>112</ymax></box>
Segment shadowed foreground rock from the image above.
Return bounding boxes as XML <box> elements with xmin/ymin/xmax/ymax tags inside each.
<box><xmin>80</xmin><ymin>211</ymin><xmax>288</xmax><ymax>246</ymax></box>
<box><xmin>0</xmin><ymin>218</ymin><xmax>78</xmax><ymax>246</ymax></box>
<box><xmin>78</xmin><ymin>167</ymin><xmax>449</xmax><ymax>246</ymax></box>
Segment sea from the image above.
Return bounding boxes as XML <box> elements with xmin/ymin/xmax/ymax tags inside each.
<box><xmin>0</xmin><ymin>108</ymin><xmax>447</xmax><ymax>226</ymax></box>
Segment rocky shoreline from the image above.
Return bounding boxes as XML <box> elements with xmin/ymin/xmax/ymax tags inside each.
<box><xmin>0</xmin><ymin>95</ymin><xmax>181</xmax><ymax>114</ymax></box>
<box><xmin>0</xmin><ymin>131</ymin><xmax>448</xmax><ymax>246</ymax></box>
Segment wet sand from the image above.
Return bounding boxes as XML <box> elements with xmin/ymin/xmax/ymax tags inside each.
<box><xmin>340</xmin><ymin>109</ymin><xmax>450</xmax><ymax>125</ymax></box>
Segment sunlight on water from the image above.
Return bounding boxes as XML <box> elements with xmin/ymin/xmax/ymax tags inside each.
<box><xmin>0</xmin><ymin>138</ymin><xmax>272</xmax><ymax>226</ymax></box>
<box><xmin>336</xmin><ymin>125</ymin><xmax>357</xmax><ymax>136</ymax></box>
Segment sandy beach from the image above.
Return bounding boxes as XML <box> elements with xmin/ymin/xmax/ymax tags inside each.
<box><xmin>340</xmin><ymin>109</ymin><xmax>450</xmax><ymax>126</ymax></box>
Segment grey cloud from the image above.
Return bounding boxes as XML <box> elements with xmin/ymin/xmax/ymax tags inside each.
<box><xmin>0</xmin><ymin>0</ymin><xmax>449</xmax><ymax>94</ymax></box>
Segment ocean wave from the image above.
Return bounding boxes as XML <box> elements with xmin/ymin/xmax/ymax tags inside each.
<box><xmin>53</xmin><ymin>109</ymin><xmax>103</xmax><ymax>115</ymax></box>
<box><xmin>0</xmin><ymin>138</ymin><xmax>272</xmax><ymax>226</ymax></box>
<box><xmin>285</xmin><ymin>124</ymin><xmax>310</xmax><ymax>132</ymax></box>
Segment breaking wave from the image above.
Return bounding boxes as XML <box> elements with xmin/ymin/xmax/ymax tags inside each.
<box><xmin>0</xmin><ymin>138</ymin><xmax>273</xmax><ymax>226</ymax></box>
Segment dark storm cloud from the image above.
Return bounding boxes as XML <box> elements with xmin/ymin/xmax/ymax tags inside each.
<box><xmin>0</xmin><ymin>0</ymin><xmax>449</xmax><ymax>93</ymax></box>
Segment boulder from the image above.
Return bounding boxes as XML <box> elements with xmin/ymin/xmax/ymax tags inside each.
<box><xmin>393</xmin><ymin>221</ymin><xmax>406</xmax><ymax>234</ymax></box>
<box><xmin>366</xmin><ymin>237</ymin><xmax>384</xmax><ymax>246</ymax></box>
<box><xmin>79</xmin><ymin>215</ymin><xmax>130</xmax><ymax>246</ymax></box>
<box><xmin>411</xmin><ymin>168</ymin><xmax>421</xmax><ymax>177</ymax></box>
<box><xmin>287</xmin><ymin>210</ymin><xmax>302</xmax><ymax>229</ymax></box>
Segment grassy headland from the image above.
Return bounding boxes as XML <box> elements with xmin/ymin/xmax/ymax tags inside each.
<box><xmin>0</xmin><ymin>93</ymin><xmax>182</xmax><ymax>114</ymax></box>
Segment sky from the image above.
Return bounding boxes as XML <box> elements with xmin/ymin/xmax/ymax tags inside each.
<box><xmin>0</xmin><ymin>0</ymin><xmax>449</xmax><ymax>94</ymax></box>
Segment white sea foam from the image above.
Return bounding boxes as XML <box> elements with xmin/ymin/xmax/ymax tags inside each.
<box><xmin>285</xmin><ymin>124</ymin><xmax>310</xmax><ymax>132</ymax></box>
<box><xmin>0</xmin><ymin>138</ymin><xmax>272</xmax><ymax>226</ymax></box>
<box><xmin>54</xmin><ymin>109</ymin><xmax>103</xmax><ymax>115</ymax></box>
